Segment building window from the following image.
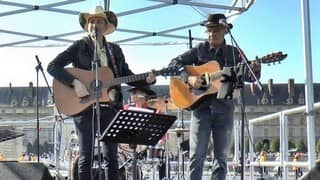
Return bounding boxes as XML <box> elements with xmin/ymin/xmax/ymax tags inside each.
<box><xmin>264</xmin><ymin>128</ymin><xmax>268</xmax><ymax>137</ymax></box>
<box><xmin>289</xmin><ymin>128</ymin><xmax>294</xmax><ymax>137</ymax></box>
<box><xmin>300</xmin><ymin>128</ymin><xmax>305</xmax><ymax>136</ymax></box>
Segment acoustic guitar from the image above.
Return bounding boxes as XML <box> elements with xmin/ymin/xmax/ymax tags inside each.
<box><xmin>53</xmin><ymin>66</ymin><xmax>179</xmax><ymax>116</ymax></box>
<box><xmin>169</xmin><ymin>51</ymin><xmax>287</xmax><ymax>110</ymax></box>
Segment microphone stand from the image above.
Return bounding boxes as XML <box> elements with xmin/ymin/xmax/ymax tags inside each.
<box><xmin>92</xmin><ymin>32</ymin><xmax>103</xmax><ymax>180</ymax></box>
<box><xmin>224</xmin><ymin>27</ymin><xmax>263</xmax><ymax>180</ymax></box>
<box><xmin>35</xmin><ymin>57</ymin><xmax>41</xmax><ymax>163</ymax></box>
<box><xmin>35</xmin><ymin>55</ymin><xmax>65</xmax><ymax>178</ymax></box>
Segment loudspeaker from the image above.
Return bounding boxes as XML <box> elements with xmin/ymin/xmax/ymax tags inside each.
<box><xmin>0</xmin><ymin>161</ymin><xmax>53</xmax><ymax>180</ymax></box>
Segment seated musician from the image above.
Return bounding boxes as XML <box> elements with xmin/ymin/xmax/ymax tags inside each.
<box><xmin>123</xmin><ymin>86</ymin><xmax>168</xmax><ymax>180</ymax></box>
<box><xmin>123</xmin><ymin>86</ymin><xmax>158</xmax><ymax>113</ymax></box>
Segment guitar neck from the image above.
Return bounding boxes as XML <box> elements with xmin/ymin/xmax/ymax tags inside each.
<box><xmin>100</xmin><ymin>65</ymin><xmax>181</xmax><ymax>88</ymax></box>
<box><xmin>103</xmin><ymin>72</ymin><xmax>149</xmax><ymax>87</ymax></box>
<box><xmin>210</xmin><ymin>70</ymin><xmax>224</xmax><ymax>80</ymax></box>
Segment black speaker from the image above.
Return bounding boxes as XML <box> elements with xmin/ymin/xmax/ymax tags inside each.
<box><xmin>0</xmin><ymin>161</ymin><xmax>53</xmax><ymax>180</ymax></box>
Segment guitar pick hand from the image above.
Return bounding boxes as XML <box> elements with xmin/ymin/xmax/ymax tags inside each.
<box><xmin>188</xmin><ymin>76</ymin><xmax>204</xmax><ymax>89</ymax></box>
<box><xmin>146</xmin><ymin>71</ymin><xmax>157</xmax><ymax>84</ymax></box>
<box><xmin>72</xmin><ymin>79</ymin><xmax>89</xmax><ymax>98</ymax></box>
<box><xmin>250</xmin><ymin>61</ymin><xmax>261</xmax><ymax>73</ymax></box>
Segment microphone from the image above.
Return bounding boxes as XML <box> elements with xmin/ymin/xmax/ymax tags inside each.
<box><xmin>219</xmin><ymin>19</ymin><xmax>232</xmax><ymax>29</ymax></box>
<box><xmin>92</xmin><ymin>27</ymin><xmax>98</xmax><ymax>39</ymax></box>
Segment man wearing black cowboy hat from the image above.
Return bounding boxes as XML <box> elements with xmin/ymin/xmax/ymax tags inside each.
<box><xmin>124</xmin><ymin>86</ymin><xmax>157</xmax><ymax>112</ymax></box>
<box><xmin>47</xmin><ymin>5</ymin><xmax>156</xmax><ymax>180</ymax></box>
<box><xmin>168</xmin><ymin>14</ymin><xmax>261</xmax><ymax>180</ymax></box>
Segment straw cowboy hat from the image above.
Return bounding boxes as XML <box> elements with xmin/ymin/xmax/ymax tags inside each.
<box><xmin>128</xmin><ymin>86</ymin><xmax>157</xmax><ymax>99</ymax></box>
<box><xmin>79</xmin><ymin>5</ymin><xmax>118</xmax><ymax>35</ymax></box>
<box><xmin>201</xmin><ymin>13</ymin><xmax>233</xmax><ymax>29</ymax></box>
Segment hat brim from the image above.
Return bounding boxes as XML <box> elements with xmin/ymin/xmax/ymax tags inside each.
<box><xmin>128</xmin><ymin>87</ymin><xmax>156</xmax><ymax>98</ymax></box>
<box><xmin>79</xmin><ymin>11</ymin><xmax>117</xmax><ymax>35</ymax></box>
<box><xmin>200</xmin><ymin>21</ymin><xmax>233</xmax><ymax>29</ymax></box>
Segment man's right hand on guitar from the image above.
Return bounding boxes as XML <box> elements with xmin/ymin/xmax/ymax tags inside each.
<box><xmin>188</xmin><ymin>76</ymin><xmax>203</xmax><ymax>89</ymax></box>
<box><xmin>72</xmin><ymin>79</ymin><xmax>89</xmax><ymax>98</ymax></box>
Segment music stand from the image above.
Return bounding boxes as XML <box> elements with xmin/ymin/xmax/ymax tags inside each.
<box><xmin>99</xmin><ymin>109</ymin><xmax>177</xmax><ymax>180</ymax></box>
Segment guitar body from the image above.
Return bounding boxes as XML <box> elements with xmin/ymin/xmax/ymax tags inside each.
<box><xmin>169</xmin><ymin>51</ymin><xmax>288</xmax><ymax>110</ymax></box>
<box><xmin>53</xmin><ymin>67</ymin><xmax>114</xmax><ymax>116</ymax></box>
<box><xmin>169</xmin><ymin>61</ymin><xmax>221</xmax><ymax>110</ymax></box>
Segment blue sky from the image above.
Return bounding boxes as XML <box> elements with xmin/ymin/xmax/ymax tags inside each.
<box><xmin>0</xmin><ymin>0</ymin><xmax>319</xmax><ymax>87</ymax></box>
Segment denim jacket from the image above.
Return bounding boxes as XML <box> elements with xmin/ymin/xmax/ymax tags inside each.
<box><xmin>168</xmin><ymin>41</ymin><xmax>260</xmax><ymax>112</ymax></box>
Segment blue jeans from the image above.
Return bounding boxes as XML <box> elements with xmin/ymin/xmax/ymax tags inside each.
<box><xmin>189</xmin><ymin>106</ymin><xmax>234</xmax><ymax>180</ymax></box>
<box><xmin>74</xmin><ymin>107</ymin><xmax>119</xmax><ymax>180</ymax></box>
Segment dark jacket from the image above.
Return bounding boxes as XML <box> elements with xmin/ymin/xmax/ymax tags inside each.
<box><xmin>47</xmin><ymin>36</ymin><xmax>150</xmax><ymax>108</ymax></box>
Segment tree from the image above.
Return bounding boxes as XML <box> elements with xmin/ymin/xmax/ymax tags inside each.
<box><xmin>288</xmin><ymin>140</ymin><xmax>296</xmax><ymax>150</ymax></box>
<box><xmin>26</xmin><ymin>142</ymin><xmax>34</xmax><ymax>153</ymax></box>
<box><xmin>296</xmin><ymin>140</ymin><xmax>307</xmax><ymax>152</ymax></box>
<box><xmin>316</xmin><ymin>139</ymin><xmax>320</xmax><ymax>158</ymax></box>
<box><xmin>255</xmin><ymin>141</ymin><xmax>263</xmax><ymax>152</ymax></box>
<box><xmin>43</xmin><ymin>141</ymin><xmax>52</xmax><ymax>153</ymax></box>
<box><xmin>262</xmin><ymin>143</ymin><xmax>270</xmax><ymax>152</ymax></box>
<box><xmin>262</xmin><ymin>139</ymin><xmax>270</xmax><ymax>152</ymax></box>
<box><xmin>270</xmin><ymin>138</ymin><xmax>280</xmax><ymax>153</ymax></box>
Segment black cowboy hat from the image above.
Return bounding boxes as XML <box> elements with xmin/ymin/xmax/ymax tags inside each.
<box><xmin>201</xmin><ymin>13</ymin><xmax>233</xmax><ymax>29</ymax></box>
<box><xmin>128</xmin><ymin>86</ymin><xmax>156</xmax><ymax>98</ymax></box>
<box><xmin>79</xmin><ymin>5</ymin><xmax>118</xmax><ymax>35</ymax></box>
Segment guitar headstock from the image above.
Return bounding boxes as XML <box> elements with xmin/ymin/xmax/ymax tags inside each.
<box><xmin>255</xmin><ymin>51</ymin><xmax>287</xmax><ymax>65</ymax></box>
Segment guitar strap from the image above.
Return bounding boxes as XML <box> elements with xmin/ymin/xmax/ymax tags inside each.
<box><xmin>222</xmin><ymin>45</ymin><xmax>238</xmax><ymax>66</ymax></box>
<box><xmin>105</xmin><ymin>43</ymin><xmax>120</xmax><ymax>77</ymax></box>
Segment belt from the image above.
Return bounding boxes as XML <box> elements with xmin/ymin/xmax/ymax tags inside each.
<box><xmin>92</xmin><ymin>103</ymin><xmax>109</xmax><ymax>108</ymax></box>
<box><xmin>100</xmin><ymin>103</ymin><xmax>109</xmax><ymax>107</ymax></box>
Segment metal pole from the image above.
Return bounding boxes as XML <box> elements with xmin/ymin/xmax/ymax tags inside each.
<box><xmin>36</xmin><ymin>64</ymin><xmax>40</xmax><ymax>162</ymax></box>
<box><xmin>248</xmin><ymin>123</ymin><xmax>254</xmax><ymax>180</ymax></box>
<box><xmin>300</xmin><ymin>0</ymin><xmax>316</xmax><ymax>169</ymax></box>
<box><xmin>104</xmin><ymin>0</ymin><xmax>110</xmax><ymax>11</ymax></box>
<box><xmin>233</xmin><ymin>120</ymin><xmax>240</xmax><ymax>171</ymax></box>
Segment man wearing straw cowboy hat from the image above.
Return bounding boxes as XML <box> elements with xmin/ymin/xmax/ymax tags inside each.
<box><xmin>47</xmin><ymin>5</ymin><xmax>156</xmax><ymax>180</ymax></box>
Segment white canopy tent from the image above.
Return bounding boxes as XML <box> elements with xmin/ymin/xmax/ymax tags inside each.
<box><xmin>0</xmin><ymin>0</ymin><xmax>316</xmax><ymax>172</ymax></box>
<box><xmin>0</xmin><ymin>0</ymin><xmax>254</xmax><ymax>47</ymax></box>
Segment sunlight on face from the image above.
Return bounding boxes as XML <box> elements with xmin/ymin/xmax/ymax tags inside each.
<box><xmin>206</xmin><ymin>25</ymin><xmax>226</xmax><ymax>47</ymax></box>
<box><xmin>87</xmin><ymin>17</ymin><xmax>107</xmax><ymax>37</ymax></box>
<box><xmin>130</xmin><ymin>90</ymin><xmax>148</xmax><ymax>103</ymax></box>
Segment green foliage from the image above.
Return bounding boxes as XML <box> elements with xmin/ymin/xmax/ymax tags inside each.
<box><xmin>26</xmin><ymin>142</ymin><xmax>33</xmax><ymax>153</ymax></box>
<box><xmin>288</xmin><ymin>140</ymin><xmax>296</xmax><ymax>149</ymax></box>
<box><xmin>270</xmin><ymin>138</ymin><xmax>280</xmax><ymax>153</ymax></box>
<box><xmin>43</xmin><ymin>141</ymin><xmax>52</xmax><ymax>153</ymax></box>
<box><xmin>296</xmin><ymin>140</ymin><xmax>307</xmax><ymax>152</ymax></box>
<box><xmin>316</xmin><ymin>139</ymin><xmax>320</xmax><ymax>153</ymax></box>
<box><xmin>262</xmin><ymin>143</ymin><xmax>270</xmax><ymax>152</ymax></box>
<box><xmin>25</xmin><ymin>139</ymin><xmax>52</xmax><ymax>155</ymax></box>
<box><xmin>257</xmin><ymin>139</ymin><xmax>271</xmax><ymax>152</ymax></box>
<box><xmin>255</xmin><ymin>141</ymin><xmax>263</xmax><ymax>152</ymax></box>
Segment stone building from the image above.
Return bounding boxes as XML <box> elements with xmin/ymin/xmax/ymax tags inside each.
<box><xmin>0</xmin><ymin>80</ymin><xmax>319</xmax><ymax>160</ymax></box>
